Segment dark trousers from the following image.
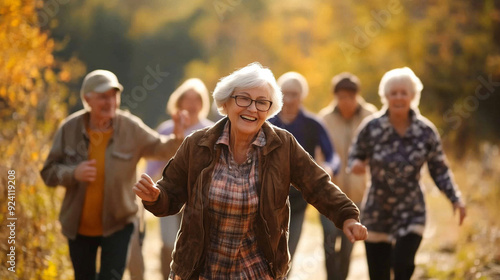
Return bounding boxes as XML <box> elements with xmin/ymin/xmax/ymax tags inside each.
<box><xmin>365</xmin><ymin>233</ymin><xmax>422</xmax><ymax>280</ymax></box>
<box><xmin>288</xmin><ymin>187</ymin><xmax>308</xmax><ymax>259</ymax></box>
<box><xmin>321</xmin><ymin>214</ymin><xmax>354</xmax><ymax>280</ymax></box>
<box><xmin>68</xmin><ymin>223</ymin><xmax>134</xmax><ymax>280</ymax></box>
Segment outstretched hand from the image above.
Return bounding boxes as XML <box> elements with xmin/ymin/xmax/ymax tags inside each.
<box><xmin>453</xmin><ymin>200</ymin><xmax>467</xmax><ymax>226</ymax></box>
<box><xmin>133</xmin><ymin>173</ymin><xmax>160</xmax><ymax>202</ymax></box>
<box><xmin>343</xmin><ymin>218</ymin><xmax>368</xmax><ymax>243</ymax></box>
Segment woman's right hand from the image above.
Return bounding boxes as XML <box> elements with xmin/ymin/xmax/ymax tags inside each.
<box><xmin>343</xmin><ymin>218</ymin><xmax>368</xmax><ymax>243</ymax></box>
<box><xmin>350</xmin><ymin>159</ymin><xmax>366</xmax><ymax>175</ymax></box>
<box><xmin>133</xmin><ymin>173</ymin><xmax>160</xmax><ymax>202</ymax></box>
<box><xmin>172</xmin><ymin>110</ymin><xmax>189</xmax><ymax>139</ymax></box>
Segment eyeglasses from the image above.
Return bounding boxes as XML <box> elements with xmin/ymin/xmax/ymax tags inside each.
<box><xmin>230</xmin><ymin>95</ymin><xmax>273</xmax><ymax>112</ymax></box>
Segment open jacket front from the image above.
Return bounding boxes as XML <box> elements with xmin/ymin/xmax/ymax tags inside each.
<box><xmin>143</xmin><ymin>117</ymin><xmax>360</xmax><ymax>280</ymax></box>
<box><xmin>40</xmin><ymin>109</ymin><xmax>182</xmax><ymax>239</ymax></box>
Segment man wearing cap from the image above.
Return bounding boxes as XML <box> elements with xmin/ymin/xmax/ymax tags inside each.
<box><xmin>318</xmin><ymin>72</ymin><xmax>377</xmax><ymax>280</ymax></box>
<box><xmin>40</xmin><ymin>70</ymin><xmax>185</xmax><ymax>280</ymax></box>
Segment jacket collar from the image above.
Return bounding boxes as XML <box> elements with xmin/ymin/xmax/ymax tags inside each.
<box><xmin>79</xmin><ymin>109</ymin><xmax>123</xmax><ymax>140</ymax></box>
<box><xmin>331</xmin><ymin>95</ymin><xmax>369</xmax><ymax>117</ymax></box>
<box><xmin>198</xmin><ymin>117</ymin><xmax>283</xmax><ymax>156</ymax></box>
<box><xmin>380</xmin><ymin>108</ymin><xmax>420</xmax><ymax>138</ymax></box>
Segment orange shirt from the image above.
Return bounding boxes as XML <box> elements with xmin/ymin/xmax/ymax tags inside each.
<box><xmin>78</xmin><ymin>128</ymin><xmax>113</xmax><ymax>236</ymax></box>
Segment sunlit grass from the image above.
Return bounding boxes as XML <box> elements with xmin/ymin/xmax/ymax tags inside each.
<box><xmin>304</xmin><ymin>153</ymin><xmax>500</xmax><ymax>279</ymax></box>
<box><xmin>418</xmin><ymin>155</ymin><xmax>500</xmax><ymax>279</ymax></box>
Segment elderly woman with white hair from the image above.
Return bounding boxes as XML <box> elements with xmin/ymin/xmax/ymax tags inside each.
<box><xmin>134</xmin><ymin>62</ymin><xmax>367</xmax><ymax>280</ymax></box>
<box><xmin>145</xmin><ymin>78</ymin><xmax>214</xmax><ymax>279</ymax></box>
<box><xmin>348</xmin><ymin>67</ymin><xmax>467</xmax><ymax>280</ymax></box>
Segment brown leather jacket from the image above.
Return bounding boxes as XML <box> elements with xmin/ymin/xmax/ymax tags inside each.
<box><xmin>143</xmin><ymin>118</ymin><xmax>360</xmax><ymax>279</ymax></box>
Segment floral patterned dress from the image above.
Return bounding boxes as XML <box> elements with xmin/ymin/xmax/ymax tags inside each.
<box><xmin>348</xmin><ymin>110</ymin><xmax>462</xmax><ymax>242</ymax></box>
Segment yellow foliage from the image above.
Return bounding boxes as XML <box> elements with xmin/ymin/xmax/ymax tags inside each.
<box><xmin>41</xmin><ymin>261</ymin><xmax>58</xmax><ymax>280</ymax></box>
<box><xmin>0</xmin><ymin>0</ymin><xmax>78</xmax><ymax>279</ymax></box>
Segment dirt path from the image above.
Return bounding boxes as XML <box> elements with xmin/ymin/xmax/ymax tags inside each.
<box><xmin>288</xmin><ymin>216</ymin><xmax>369</xmax><ymax>280</ymax></box>
<box><xmin>125</xmin><ymin>209</ymin><xmax>370</xmax><ymax>280</ymax></box>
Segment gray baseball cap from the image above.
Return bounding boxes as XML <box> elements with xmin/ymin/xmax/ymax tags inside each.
<box><xmin>80</xmin><ymin>70</ymin><xmax>123</xmax><ymax>110</ymax></box>
<box><xmin>81</xmin><ymin>69</ymin><xmax>123</xmax><ymax>95</ymax></box>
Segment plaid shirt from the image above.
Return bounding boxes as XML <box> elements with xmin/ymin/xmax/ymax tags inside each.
<box><xmin>200</xmin><ymin>122</ymin><xmax>273</xmax><ymax>280</ymax></box>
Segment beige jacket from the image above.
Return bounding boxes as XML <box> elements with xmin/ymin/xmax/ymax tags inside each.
<box><xmin>319</xmin><ymin>97</ymin><xmax>377</xmax><ymax>204</ymax></box>
<box><xmin>40</xmin><ymin>109</ymin><xmax>182</xmax><ymax>239</ymax></box>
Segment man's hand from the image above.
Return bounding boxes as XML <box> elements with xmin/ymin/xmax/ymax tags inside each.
<box><xmin>74</xmin><ymin>159</ymin><xmax>97</xmax><ymax>182</ymax></box>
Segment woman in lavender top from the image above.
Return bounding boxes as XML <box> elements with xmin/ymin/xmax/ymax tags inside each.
<box><xmin>146</xmin><ymin>78</ymin><xmax>214</xmax><ymax>279</ymax></box>
<box><xmin>348</xmin><ymin>67</ymin><xmax>467</xmax><ymax>280</ymax></box>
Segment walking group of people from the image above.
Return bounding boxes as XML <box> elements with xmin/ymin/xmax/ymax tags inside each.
<box><xmin>41</xmin><ymin>62</ymin><xmax>466</xmax><ymax>280</ymax></box>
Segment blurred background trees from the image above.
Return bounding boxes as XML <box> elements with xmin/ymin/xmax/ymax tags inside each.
<box><xmin>45</xmin><ymin>0</ymin><xmax>500</xmax><ymax>150</ymax></box>
<box><xmin>1</xmin><ymin>0</ymin><xmax>499</xmax><ymax>279</ymax></box>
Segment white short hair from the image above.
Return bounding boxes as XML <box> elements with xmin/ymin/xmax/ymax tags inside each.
<box><xmin>166</xmin><ymin>78</ymin><xmax>210</xmax><ymax>119</ymax></box>
<box><xmin>213</xmin><ymin>62</ymin><xmax>283</xmax><ymax>119</ymax></box>
<box><xmin>378</xmin><ymin>67</ymin><xmax>423</xmax><ymax>110</ymax></box>
<box><xmin>277</xmin><ymin>71</ymin><xmax>309</xmax><ymax>100</ymax></box>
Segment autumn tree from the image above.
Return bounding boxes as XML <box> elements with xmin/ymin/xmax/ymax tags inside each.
<box><xmin>0</xmin><ymin>0</ymin><xmax>84</xmax><ymax>278</ymax></box>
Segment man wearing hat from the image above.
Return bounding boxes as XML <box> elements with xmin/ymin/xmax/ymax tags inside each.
<box><xmin>318</xmin><ymin>72</ymin><xmax>377</xmax><ymax>280</ymax></box>
<box><xmin>41</xmin><ymin>70</ymin><xmax>185</xmax><ymax>280</ymax></box>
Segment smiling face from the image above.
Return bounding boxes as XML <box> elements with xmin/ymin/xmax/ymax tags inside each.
<box><xmin>224</xmin><ymin>85</ymin><xmax>271</xmax><ymax>140</ymax></box>
<box><xmin>386</xmin><ymin>81</ymin><xmax>414</xmax><ymax>116</ymax></box>
<box><xmin>178</xmin><ymin>89</ymin><xmax>203</xmax><ymax>120</ymax></box>
<box><xmin>84</xmin><ymin>88</ymin><xmax>120</xmax><ymax>124</ymax></box>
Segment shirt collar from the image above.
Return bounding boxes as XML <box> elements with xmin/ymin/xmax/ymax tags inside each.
<box><xmin>333</xmin><ymin>104</ymin><xmax>362</xmax><ymax>116</ymax></box>
<box><xmin>380</xmin><ymin>109</ymin><xmax>419</xmax><ymax>137</ymax></box>
<box><xmin>81</xmin><ymin>110</ymin><xmax>120</xmax><ymax>139</ymax></box>
<box><xmin>216</xmin><ymin>121</ymin><xmax>266</xmax><ymax>148</ymax></box>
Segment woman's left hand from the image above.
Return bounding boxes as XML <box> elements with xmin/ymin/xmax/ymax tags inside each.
<box><xmin>343</xmin><ymin>218</ymin><xmax>368</xmax><ymax>243</ymax></box>
<box><xmin>453</xmin><ymin>200</ymin><xmax>467</xmax><ymax>226</ymax></box>
<box><xmin>133</xmin><ymin>173</ymin><xmax>160</xmax><ymax>202</ymax></box>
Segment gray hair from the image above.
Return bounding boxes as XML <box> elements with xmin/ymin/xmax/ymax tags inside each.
<box><xmin>378</xmin><ymin>67</ymin><xmax>423</xmax><ymax>111</ymax></box>
<box><xmin>277</xmin><ymin>71</ymin><xmax>309</xmax><ymax>100</ymax></box>
<box><xmin>213</xmin><ymin>62</ymin><xmax>283</xmax><ymax>119</ymax></box>
<box><xmin>166</xmin><ymin>78</ymin><xmax>210</xmax><ymax>119</ymax></box>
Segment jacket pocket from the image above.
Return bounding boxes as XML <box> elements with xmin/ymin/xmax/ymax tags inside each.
<box><xmin>112</xmin><ymin>151</ymin><xmax>133</xmax><ymax>160</ymax></box>
<box><xmin>270</xmin><ymin>173</ymin><xmax>289</xmax><ymax>210</ymax></box>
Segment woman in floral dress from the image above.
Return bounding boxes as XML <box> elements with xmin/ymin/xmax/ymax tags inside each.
<box><xmin>348</xmin><ymin>67</ymin><xmax>467</xmax><ymax>280</ymax></box>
